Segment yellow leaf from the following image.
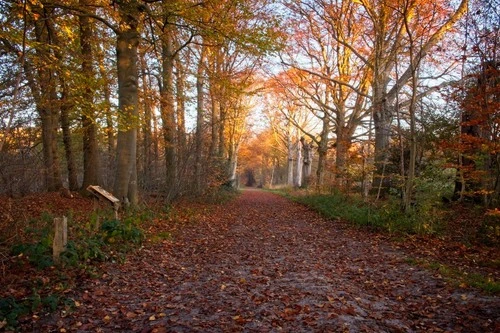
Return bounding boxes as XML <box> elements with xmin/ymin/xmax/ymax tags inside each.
<box><xmin>149</xmin><ymin>315</ymin><xmax>156</xmax><ymax>321</ymax></box>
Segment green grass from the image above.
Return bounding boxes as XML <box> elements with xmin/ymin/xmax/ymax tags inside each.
<box><xmin>406</xmin><ymin>258</ymin><xmax>500</xmax><ymax>294</ymax></box>
<box><xmin>280</xmin><ymin>190</ymin><xmax>443</xmax><ymax>235</ymax></box>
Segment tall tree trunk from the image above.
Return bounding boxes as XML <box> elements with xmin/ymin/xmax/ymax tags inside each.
<box><xmin>33</xmin><ymin>7</ymin><xmax>63</xmax><ymax>191</ymax></box>
<box><xmin>335</xmin><ymin>125</ymin><xmax>350</xmax><ymax>189</ymax></box>
<box><xmin>301</xmin><ymin>137</ymin><xmax>312</xmax><ymax>188</ymax></box>
<box><xmin>60</xmin><ymin>84</ymin><xmax>79</xmax><ymax>190</ymax></box>
<box><xmin>139</xmin><ymin>53</ymin><xmax>153</xmax><ymax>189</ymax></box>
<box><xmin>295</xmin><ymin>138</ymin><xmax>302</xmax><ymax>187</ymax></box>
<box><xmin>287</xmin><ymin>125</ymin><xmax>294</xmax><ymax>187</ymax></box>
<box><xmin>113</xmin><ymin>1</ymin><xmax>140</xmax><ymax>206</ymax></box>
<box><xmin>195</xmin><ymin>46</ymin><xmax>206</xmax><ymax>193</ymax></box>
<box><xmin>96</xmin><ymin>43</ymin><xmax>114</xmax><ymax>157</ymax></box>
<box><xmin>161</xmin><ymin>24</ymin><xmax>177</xmax><ymax>199</ymax></box>
<box><xmin>316</xmin><ymin>115</ymin><xmax>330</xmax><ymax>191</ymax></box>
<box><xmin>80</xmin><ymin>0</ymin><xmax>100</xmax><ymax>189</ymax></box>
<box><xmin>209</xmin><ymin>91</ymin><xmax>220</xmax><ymax>158</ymax></box>
<box><xmin>228</xmin><ymin>141</ymin><xmax>239</xmax><ymax>187</ymax></box>
<box><xmin>218</xmin><ymin>102</ymin><xmax>226</xmax><ymax>160</ymax></box>
<box><xmin>175</xmin><ymin>54</ymin><xmax>187</xmax><ymax>159</ymax></box>
<box><xmin>403</xmin><ymin>10</ymin><xmax>419</xmax><ymax>212</ymax></box>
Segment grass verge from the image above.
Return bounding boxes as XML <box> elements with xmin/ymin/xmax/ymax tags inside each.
<box><xmin>405</xmin><ymin>258</ymin><xmax>500</xmax><ymax>294</ymax></box>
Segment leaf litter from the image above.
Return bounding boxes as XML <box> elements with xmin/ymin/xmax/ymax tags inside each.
<box><xmin>14</xmin><ymin>190</ymin><xmax>500</xmax><ymax>332</ymax></box>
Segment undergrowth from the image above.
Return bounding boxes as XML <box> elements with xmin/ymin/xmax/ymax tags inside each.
<box><xmin>1</xmin><ymin>210</ymin><xmax>145</xmax><ymax>330</ymax></box>
<box><xmin>277</xmin><ymin>189</ymin><xmax>444</xmax><ymax>235</ymax></box>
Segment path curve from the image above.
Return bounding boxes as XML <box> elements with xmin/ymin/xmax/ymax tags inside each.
<box><xmin>30</xmin><ymin>190</ymin><xmax>499</xmax><ymax>332</ymax></box>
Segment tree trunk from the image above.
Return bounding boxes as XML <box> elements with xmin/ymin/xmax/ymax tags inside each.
<box><xmin>287</xmin><ymin>126</ymin><xmax>294</xmax><ymax>187</ymax></box>
<box><xmin>161</xmin><ymin>25</ymin><xmax>177</xmax><ymax>199</ymax></box>
<box><xmin>228</xmin><ymin>141</ymin><xmax>239</xmax><ymax>187</ymax></box>
<box><xmin>80</xmin><ymin>1</ymin><xmax>100</xmax><ymax>189</ymax></box>
<box><xmin>372</xmin><ymin>76</ymin><xmax>393</xmax><ymax>197</ymax></box>
<box><xmin>96</xmin><ymin>43</ymin><xmax>114</xmax><ymax>157</ymax></box>
<box><xmin>301</xmin><ymin>137</ymin><xmax>312</xmax><ymax>188</ymax></box>
<box><xmin>209</xmin><ymin>92</ymin><xmax>220</xmax><ymax>158</ymax></box>
<box><xmin>218</xmin><ymin>102</ymin><xmax>226</xmax><ymax>160</ymax></box>
<box><xmin>335</xmin><ymin>126</ymin><xmax>350</xmax><ymax>189</ymax></box>
<box><xmin>195</xmin><ymin>46</ymin><xmax>206</xmax><ymax>193</ymax></box>
<box><xmin>175</xmin><ymin>54</ymin><xmax>187</xmax><ymax>159</ymax></box>
<box><xmin>316</xmin><ymin>115</ymin><xmax>330</xmax><ymax>191</ymax></box>
<box><xmin>60</xmin><ymin>84</ymin><xmax>79</xmax><ymax>191</ymax></box>
<box><xmin>139</xmin><ymin>53</ymin><xmax>153</xmax><ymax>189</ymax></box>
<box><xmin>33</xmin><ymin>7</ymin><xmax>63</xmax><ymax>191</ymax></box>
<box><xmin>113</xmin><ymin>2</ymin><xmax>140</xmax><ymax>205</ymax></box>
<box><xmin>295</xmin><ymin>138</ymin><xmax>302</xmax><ymax>187</ymax></box>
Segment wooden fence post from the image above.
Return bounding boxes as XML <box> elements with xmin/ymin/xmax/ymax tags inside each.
<box><xmin>53</xmin><ymin>216</ymin><xmax>68</xmax><ymax>264</ymax></box>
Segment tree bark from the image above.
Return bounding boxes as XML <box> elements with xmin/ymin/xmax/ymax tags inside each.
<box><xmin>301</xmin><ymin>137</ymin><xmax>312</xmax><ymax>188</ymax></box>
<box><xmin>161</xmin><ymin>24</ymin><xmax>178</xmax><ymax>200</ymax></box>
<box><xmin>175</xmin><ymin>53</ymin><xmax>187</xmax><ymax>159</ymax></box>
<box><xmin>195</xmin><ymin>46</ymin><xmax>206</xmax><ymax>193</ymax></box>
<box><xmin>113</xmin><ymin>1</ymin><xmax>140</xmax><ymax>206</ymax></box>
<box><xmin>59</xmin><ymin>83</ymin><xmax>79</xmax><ymax>191</ymax></box>
<box><xmin>80</xmin><ymin>0</ymin><xmax>100</xmax><ymax>189</ymax></box>
<box><xmin>287</xmin><ymin>123</ymin><xmax>294</xmax><ymax>187</ymax></box>
<box><xmin>32</xmin><ymin>7</ymin><xmax>63</xmax><ymax>191</ymax></box>
<box><xmin>295</xmin><ymin>138</ymin><xmax>302</xmax><ymax>187</ymax></box>
<box><xmin>139</xmin><ymin>53</ymin><xmax>153</xmax><ymax>189</ymax></box>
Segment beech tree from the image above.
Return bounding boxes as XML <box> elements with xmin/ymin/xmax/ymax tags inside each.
<box><xmin>280</xmin><ymin>0</ymin><xmax>372</xmax><ymax>189</ymax></box>
<box><xmin>355</xmin><ymin>0</ymin><xmax>468</xmax><ymax>196</ymax></box>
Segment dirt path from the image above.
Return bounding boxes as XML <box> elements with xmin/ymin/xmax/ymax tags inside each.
<box><xmin>28</xmin><ymin>190</ymin><xmax>498</xmax><ymax>332</ymax></box>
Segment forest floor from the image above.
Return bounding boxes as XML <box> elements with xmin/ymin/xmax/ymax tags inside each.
<box><xmin>1</xmin><ymin>189</ymin><xmax>499</xmax><ymax>332</ymax></box>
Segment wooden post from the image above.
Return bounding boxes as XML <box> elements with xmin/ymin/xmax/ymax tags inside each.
<box><xmin>53</xmin><ymin>216</ymin><xmax>68</xmax><ymax>264</ymax></box>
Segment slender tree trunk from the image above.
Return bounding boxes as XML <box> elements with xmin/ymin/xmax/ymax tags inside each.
<box><xmin>60</xmin><ymin>85</ymin><xmax>79</xmax><ymax>190</ymax></box>
<box><xmin>218</xmin><ymin>102</ymin><xmax>226</xmax><ymax>160</ymax></box>
<box><xmin>228</xmin><ymin>141</ymin><xmax>239</xmax><ymax>187</ymax></box>
<box><xmin>209</xmin><ymin>91</ymin><xmax>220</xmax><ymax>158</ymax></box>
<box><xmin>175</xmin><ymin>54</ymin><xmax>187</xmax><ymax>159</ymax></box>
<box><xmin>161</xmin><ymin>25</ymin><xmax>177</xmax><ymax>199</ymax></box>
<box><xmin>195</xmin><ymin>46</ymin><xmax>206</xmax><ymax>192</ymax></box>
<box><xmin>95</xmin><ymin>44</ymin><xmax>114</xmax><ymax>157</ymax></box>
<box><xmin>287</xmin><ymin>125</ymin><xmax>294</xmax><ymax>187</ymax></box>
<box><xmin>139</xmin><ymin>53</ymin><xmax>153</xmax><ymax>189</ymax></box>
<box><xmin>295</xmin><ymin>138</ymin><xmax>302</xmax><ymax>187</ymax></box>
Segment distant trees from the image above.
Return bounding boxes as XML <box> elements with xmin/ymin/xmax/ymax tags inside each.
<box><xmin>249</xmin><ymin>0</ymin><xmax>472</xmax><ymax>206</ymax></box>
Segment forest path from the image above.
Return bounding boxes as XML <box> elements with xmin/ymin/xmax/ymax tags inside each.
<box><xmin>32</xmin><ymin>189</ymin><xmax>498</xmax><ymax>332</ymax></box>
